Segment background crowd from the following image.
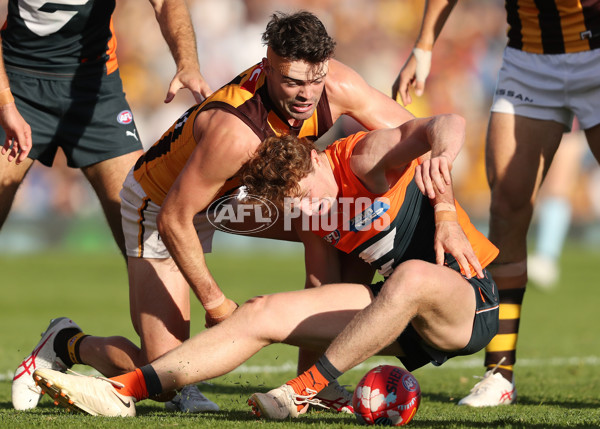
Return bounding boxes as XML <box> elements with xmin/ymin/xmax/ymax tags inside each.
<box><xmin>1</xmin><ymin>0</ymin><xmax>598</xmax><ymax>254</ymax></box>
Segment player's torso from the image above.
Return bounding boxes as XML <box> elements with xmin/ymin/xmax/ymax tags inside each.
<box><xmin>133</xmin><ymin>63</ymin><xmax>335</xmax><ymax>207</ymax></box>
<box><xmin>315</xmin><ymin>133</ymin><xmax>498</xmax><ymax>278</ymax></box>
<box><xmin>1</xmin><ymin>0</ymin><xmax>117</xmax><ymax>74</ymax></box>
<box><xmin>505</xmin><ymin>0</ymin><xmax>600</xmax><ymax>53</ymax></box>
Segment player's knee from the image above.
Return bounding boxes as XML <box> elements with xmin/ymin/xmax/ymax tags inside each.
<box><xmin>490</xmin><ymin>187</ymin><xmax>532</xmax><ymax>218</ymax></box>
<box><xmin>381</xmin><ymin>260</ymin><xmax>429</xmax><ymax>302</ymax></box>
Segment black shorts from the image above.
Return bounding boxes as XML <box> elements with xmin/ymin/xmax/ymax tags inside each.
<box><xmin>3</xmin><ymin>66</ymin><xmax>143</xmax><ymax>168</ymax></box>
<box><xmin>369</xmin><ymin>255</ymin><xmax>500</xmax><ymax>371</ymax></box>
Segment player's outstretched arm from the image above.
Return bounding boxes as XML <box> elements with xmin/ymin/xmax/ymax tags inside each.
<box><xmin>392</xmin><ymin>0</ymin><xmax>458</xmax><ymax>105</ymax></box>
<box><xmin>149</xmin><ymin>0</ymin><xmax>213</xmax><ymax>103</ymax></box>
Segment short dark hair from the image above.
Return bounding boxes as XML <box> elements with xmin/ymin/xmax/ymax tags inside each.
<box><xmin>262</xmin><ymin>11</ymin><xmax>336</xmax><ymax>63</ymax></box>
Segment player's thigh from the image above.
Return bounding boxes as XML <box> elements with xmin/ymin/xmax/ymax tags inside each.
<box><xmin>387</xmin><ymin>261</ymin><xmax>477</xmax><ymax>351</ymax></box>
<box><xmin>127</xmin><ymin>256</ymin><xmax>190</xmax><ymax>359</ymax></box>
<box><xmin>486</xmin><ymin>113</ymin><xmax>565</xmax><ymax>206</ymax></box>
<box><xmin>246</xmin><ymin>282</ymin><xmax>374</xmax><ymax>351</ymax></box>
<box><xmin>82</xmin><ymin>150</ymin><xmax>143</xmax><ymax>203</ymax></box>
<box><xmin>0</xmin><ymin>155</ymin><xmax>32</xmax><ymax>192</ymax></box>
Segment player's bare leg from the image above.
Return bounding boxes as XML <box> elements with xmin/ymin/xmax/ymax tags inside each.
<box><xmin>81</xmin><ymin>150</ymin><xmax>143</xmax><ymax>259</ymax></box>
<box><xmin>149</xmin><ymin>282</ymin><xmax>374</xmax><ymax>391</ymax></box>
<box><xmin>0</xmin><ymin>156</ymin><xmax>33</xmax><ymax>227</ymax></box>
<box><xmin>485</xmin><ymin>114</ymin><xmax>564</xmax><ymax>379</ymax></box>
<box><xmin>457</xmin><ymin>113</ymin><xmax>564</xmax><ymax>407</ymax></box>
<box><xmin>583</xmin><ymin>122</ymin><xmax>600</xmax><ymax>164</ymax></box>
<box><xmin>324</xmin><ymin>260</ymin><xmax>476</xmax><ymax>372</ymax></box>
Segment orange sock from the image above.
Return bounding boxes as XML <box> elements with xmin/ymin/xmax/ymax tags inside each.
<box><xmin>287</xmin><ymin>364</ymin><xmax>331</xmax><ymax>397</ymax></box>
<box><xmin>110</xmin><ymin>368</ymin><xmax>149</xmax><ymax>401</ymax></box>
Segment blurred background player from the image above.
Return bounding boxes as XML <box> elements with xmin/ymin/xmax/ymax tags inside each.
<box><xmin>528</xmin><ymin>128</ymin><xmax>587</xmax><ymax>289</ymax></box>
<box><xmin>3</xmin><ymin>0</ymin><xmax>216</xmax><ymax>413</ymax></box>
<box><xmin>394</xmin><ymin>0</ymin><xmax>600</xmax><ymax>406</ymax></box>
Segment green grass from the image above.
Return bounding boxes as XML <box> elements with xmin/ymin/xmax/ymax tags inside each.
<box><xmin>1</xmin><ymin>238</ymin><xmax>599</xmax><ymax>428</ymax></box>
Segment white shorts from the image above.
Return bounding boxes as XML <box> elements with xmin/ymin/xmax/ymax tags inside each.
<box><xmin>491</xmin><ymin>47</ymin><xmax>600</xmax><ymax>131</ymax></box>
<box><xmin>120</xmin><ymin>169</ymin><xmax>216</xmax><ymax>258</ymax></box>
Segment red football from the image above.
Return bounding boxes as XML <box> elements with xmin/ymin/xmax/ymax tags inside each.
<box><xmin>352</xmin><ymin>365</ymin><xmax>421</xmax><ymax>426</ymax></box>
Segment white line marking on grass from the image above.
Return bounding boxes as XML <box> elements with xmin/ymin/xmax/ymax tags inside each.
<box><xmin>1</xmin><ymin>355</ymin><xmax>598</xmax><ymax>381</ymax></box>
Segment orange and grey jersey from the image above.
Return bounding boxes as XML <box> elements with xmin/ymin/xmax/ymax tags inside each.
<box><xmin>1</xmin><ymin>0</ymin><xmax>119</xmax><ymax>75</ymax></box>
<box><xmin>505</xmin><ymin>0</ymin><xmax>600</xmax><ymax>53</ymax></box>
<box><xmin>315</xmin><ymin>132</ymin><xmax>499</xmax><ymax>278</ymax></box>
<box><xmin>133</xmin><ymin>62</ymin><xmax>334</xmax><ymax>207</ymax></box>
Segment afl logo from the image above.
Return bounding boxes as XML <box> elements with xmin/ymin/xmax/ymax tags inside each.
<box><xmin>207</xmin><ymin>193</ymin><xmax>279</xmax><ymax>235</ymax></box>
<box><xmin>402</xmin><ymin>373</ymin><xmax>419</xmax><ymax>392</ymax></box>
<box><xmin>117</xmin><ymin>110</ymin><xmax>133</xmax><ymax>124</ymax></box>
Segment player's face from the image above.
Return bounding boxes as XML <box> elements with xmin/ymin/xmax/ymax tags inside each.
<box><xmin>289</xmin><ymin>152</ymin><xmax>337</xmax><ymax>217</ymax></box>
<box><xmin>264</xmin><ymin>52</ymin><xmax>328</xmax><ymax>126</ymax></box>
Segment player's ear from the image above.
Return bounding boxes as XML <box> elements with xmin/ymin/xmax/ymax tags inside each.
<box><xmin>262</xmin><ymin>57</ymin><xmax>270</xmax><ymax>74</ymax></box>
<box><xmin>311</xmin><ymin>149</ymin><xmax>319</xmax><ymax>165</ymax></box>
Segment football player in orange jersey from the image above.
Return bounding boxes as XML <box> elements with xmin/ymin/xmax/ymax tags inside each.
<box><xmin>30</xmin><ymin>114</ymin><xmax>500</xmax><ymax>421</ymax></box>
<box><xmin>14</xmin><ymin>11</ymin><xmax>415</xmax><ymax>415</ymax></box>
<box><xmin>393</xmin><ymin>0</ymin><xmax>600</xmax><ymax>406</ymax></box>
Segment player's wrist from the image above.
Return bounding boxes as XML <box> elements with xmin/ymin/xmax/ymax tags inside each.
<box><xmin>0</xmin><ymin>88</ymin><xmax>15</xmax><ymax>106</ymax></box>
<box><xmin>434</xmin><ymin>203</ymin><xmax>457</xmax><ymax>223</ymax></box>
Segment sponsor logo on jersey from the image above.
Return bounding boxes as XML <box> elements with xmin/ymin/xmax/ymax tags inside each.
<box><xmin>323</xmin><ymin>229</ymin><xmax>341</xmax><ymax>245</ymax></box>
<box><xmin>117</xmin><ymin>110</ymin><xmax>133</xmax><ymax>124</ymax></box>
<box><xmin>349</xmin><ymin>200</ymin><xmax>390</xmax><ymax>232</ymax></box>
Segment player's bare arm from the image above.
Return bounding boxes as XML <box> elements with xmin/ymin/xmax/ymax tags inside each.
<box><xmin>325</xmin><ymin>59</ymin><xmax>414</xmax><ymax>129</ymax></box>
<box><xmin>349</xmin><ymin>115</ymin><xmax>481</xmax><ymax>277</ymax></box>
<box><xmin>296</xmin><ymin>222</ymin><xmax>343</xmax><ymax>288</ymax></box>
<box><xmin>157</xmin><ymin>111</ymin><xmax>259</xmax><ymax>310</ymax></box>
<box><xmin>0</xmin><ymin>43</ymin><xmax>32</xmax><ymax>164</ymax></box>
<box><xmin>149</xmin><ymin>0</ymin><xmax>213</xmax><ymax>102</ymax></box>
<box><xmin>393</xmin><ymin>0</ymin><xmax>458</xmax><ymax>105</ymax></box>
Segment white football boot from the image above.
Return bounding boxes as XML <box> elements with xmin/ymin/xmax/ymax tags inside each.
<box><xmin>165</xmin><ymin>384</ymin><xmax>220</xmax><ymax>413</ymax></box>
<box><xmin>315</xmin><ymin>380</ymin><xmax>354</xmax><ymax>414</ymax></box>
<box><xmin>33</xmin><ymin>368</ymin><xmax>136</xmax><ymax>417</ymax></box>
<box><xmin>458</xmin><ymin>359</ymin><xmax>516</xmax><ymax>407</ymax></box>
<box><xmin>12</xmin><ymin>317</ymin><xmax>81</xmax><ymax>410</ymax></box>
<box><xmin>248</xmin><ymin>384</ymin><xmax>325</xmax><ymax>420</ymax></box>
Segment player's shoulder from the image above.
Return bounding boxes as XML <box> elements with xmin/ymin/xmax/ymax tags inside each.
<box><xmin>195</xmin><ymin>108</ymin><xmax>259</xmax><ymax>148</ymax></box>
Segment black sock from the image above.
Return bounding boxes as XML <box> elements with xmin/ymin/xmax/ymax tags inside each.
<box><xmin>315</xmin><ymin>355</ymin><xmax>343</xmax><ymax>382</ymax></box>
<box><xmin>53</xmin><ymin>328</ymin><xmax>82</xmax><ymax>367</ymax></box>
<box><xmin>140</xmin><ymin>364</ymin><xmax>163</xmax><ymax>397</ymax></box>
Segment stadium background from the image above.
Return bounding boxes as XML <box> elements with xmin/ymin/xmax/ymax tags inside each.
<box><xmin>0</xmin><ymin>0</ymin><xmax>598</xmax><ymax>254</ymax></box>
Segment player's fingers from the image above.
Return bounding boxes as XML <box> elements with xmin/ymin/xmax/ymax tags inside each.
<box><xmin>164</xmin><ymin>79</ymin><xmax>182</xmax><ymax>104</ymax></box>
<box><xmin>456</xmin><ymin>254</ymin><xmax>472</xmax><ymax>279</ymax></box>
<box><xmin>435</xmin><ymin>245</ymin><xmax>445</xmax><ymax>267</ymax></box>
<box><xmin>467</xmin><ymin>253</ymin><xmax>484</xmax><ymax>279</ymax></box>
<box><xmin>421</xmin><ymin>167</ymin><xmax>435</xmax><ymax>198</ymax></box>
<box><xmin>414</xmin><ymin>80</ymin><xmax>426</xmax><ymax>98</ymax></box>
<box><xmin>1</xmin><ymin>136</ymin><xmax>10</xmax><ymax>154</ymax></box>
<box><xmin>414</xmin><ymin>165</ymin><xmax>426</xmax><ymax>195</ymax></box>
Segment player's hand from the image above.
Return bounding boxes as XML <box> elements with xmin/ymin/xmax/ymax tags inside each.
<box><xmin>165</xmin><ymin>67</ymin><xmax>213</xmax><ymax>104</ymax></box>
<box><xmin>434</xmin><ymin>220</ymin><xmax>483</xmax><ymax>279</ymax></box>
<box><xmin>0</xmin><ymin>104</ymin><xmax>32</xmax><ymax>164</ymax></box>
<box><xmin>392</xmin><ymin>48</ymin><xmax>432</xmax><ymax>106</ymax></box>
<box><xmin>414</xmin><ymin>155</ymin><xmax>452</xmax><ymax>199</ymax></box>
<box><xmin>205</xmin><ymin>298</ymin><xmax>239</xmax><ymax>328</ymax></box>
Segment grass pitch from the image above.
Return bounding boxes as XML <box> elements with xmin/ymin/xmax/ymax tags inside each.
<box><xmin>1</xmin><ymin>236</ymin><xmax>599</xmax><ymax>428</ymax></box>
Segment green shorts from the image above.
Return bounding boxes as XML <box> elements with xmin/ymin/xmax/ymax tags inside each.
<box><xmin>369</xmin><ymin>254</ymin><xmax>500</xmax><ymax>371</ymax></box>
<box><xmin>3</xmin><ymin>66</ymin><xmax>143</xmax><ymax>168</ymax></box>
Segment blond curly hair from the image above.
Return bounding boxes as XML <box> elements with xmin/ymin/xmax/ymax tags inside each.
<box><xmin>240</xmin><ymin>135</ymin><xmax>317</xmax><ymax>208</ymax></box>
